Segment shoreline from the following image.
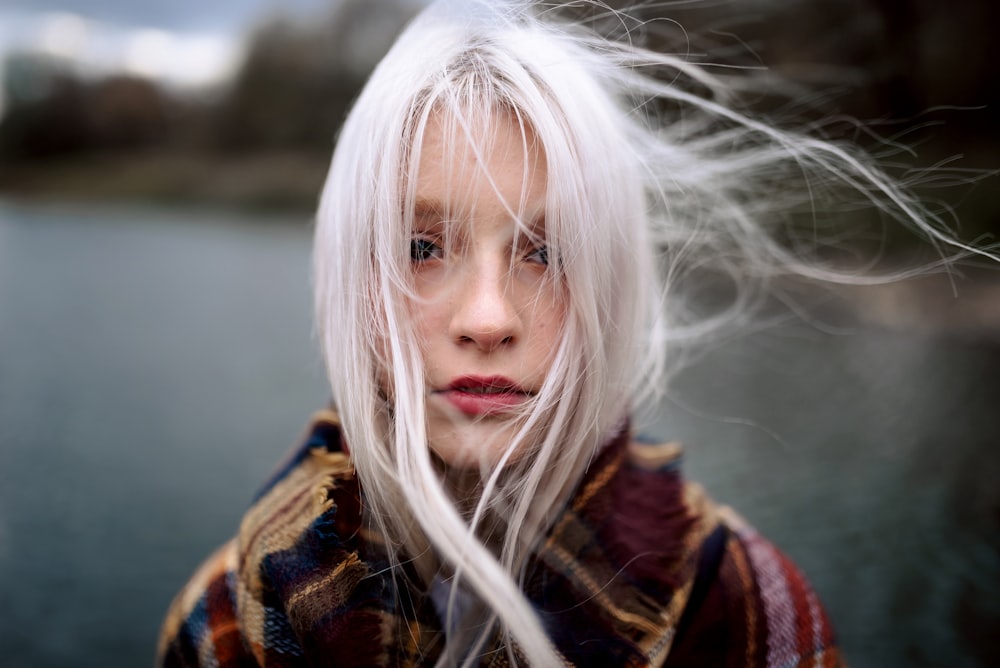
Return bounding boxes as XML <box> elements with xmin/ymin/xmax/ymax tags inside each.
<box><xmin>0</xmin><ymin>150</ymin><xmax>329</xmax><ymax>215</ymax></box>
<box><xmin>2</xmin><ymin>186</ymin><xmax>997</xmax><ymax>339</ymax></box>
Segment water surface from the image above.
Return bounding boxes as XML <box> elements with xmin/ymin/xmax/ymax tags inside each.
<box><xmin>0</xmin><ymin>200</ymin><xmax>997</xmax><ymax>666</ymax></box>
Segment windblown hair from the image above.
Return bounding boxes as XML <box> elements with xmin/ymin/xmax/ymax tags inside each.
<box><xmin>313</xmin><ymin>1</ymin><xmax>979</xmax><ymax>664</ymax></box>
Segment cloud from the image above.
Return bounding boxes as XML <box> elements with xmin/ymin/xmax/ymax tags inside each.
<box><xmin>0</xmin><ymin>9</ymin><xmax>243</xmax><ymax>90</ymax></box>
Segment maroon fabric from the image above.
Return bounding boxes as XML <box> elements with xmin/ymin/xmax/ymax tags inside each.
<box><xmin>159</xmin><ymin>412</ymin><xmax>846</xmax><ymax>667</ymax></box>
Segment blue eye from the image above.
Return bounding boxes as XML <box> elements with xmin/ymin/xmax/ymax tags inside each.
<box><xmin>526</xmin><ymin>245</ymin><xmax>549</xmax><ymax>266</ymax></box>
<box><xmin>410</xmin><ymin>238</ymin><xmax>442</xmax><ymax>262</ymax></box>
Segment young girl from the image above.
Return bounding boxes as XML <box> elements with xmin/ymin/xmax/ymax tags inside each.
<box><xmin>158</xmin><ymin>1</ymin><xmax>980</xmax><ymax>665</ymax></box>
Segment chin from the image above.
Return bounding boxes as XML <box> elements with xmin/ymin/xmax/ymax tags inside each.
<box><xmin>427</xmin><ymin>417</ymin><xmax>528</xmax><ymax>470</ymax></box>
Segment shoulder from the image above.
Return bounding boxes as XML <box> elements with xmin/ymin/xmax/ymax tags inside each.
<box><xmin>157</xmin><ymin>409</ymin><xmax>368</xmax><ymax>667</ymax></box>
<box><xmin>238</xmin><ymin>408</ymin><xmax>360</xmax><ymax>560</ymax></box>
<box><xmin>665</xmin><ymin>504</ymin><xmax>847</xmax><ymax>667</ymax></box>
<box><xmin>157</xmin><ymin>540</ymin><xmax>256</xmax><ymax>666</ymax></box>
<box><xmin>607</xmin><ymin>436</ymin><xmax>845</xmax><ymax>666</ymax></box>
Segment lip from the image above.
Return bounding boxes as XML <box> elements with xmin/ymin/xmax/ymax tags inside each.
<box><xmin>437</xmin><ymin>375</ymin><xmax>532</xmax><ymax>417</ymax></box>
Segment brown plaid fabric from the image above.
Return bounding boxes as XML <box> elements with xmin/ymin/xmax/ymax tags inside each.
<box><xmin>158</xmin><ymin>410</ymin><xmax>845</xmax><ymax>667</ymax></box>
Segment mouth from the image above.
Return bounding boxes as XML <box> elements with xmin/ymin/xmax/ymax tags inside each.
<box><xmin>437</xmin><ymin>376</ymin><xmax>532</xmax><ymax>416</ymax></box>
<box><xmin>448</xmin><ymin>376</ymin><xmax>527</xmax><ymax>394</ymax></box>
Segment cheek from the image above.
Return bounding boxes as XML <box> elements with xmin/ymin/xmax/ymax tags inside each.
<box><xmin>526</xmin><ymin>288</ymin><xmax>567</xmax><ymax>363</ymax></box>
<box><xmin>408</xmin><ymin>293</ymin><xmax>451</xmax><ymax>374</ymax></box>
<box><xmin>375</xmin><ymin>298</ymin><xmax>432</xmax><ymax>399</ymax></box>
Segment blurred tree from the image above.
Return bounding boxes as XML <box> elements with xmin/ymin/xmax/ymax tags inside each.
<box><xmin>0</xmin><ymin>53</ymin><xmax>173</xmax><ymax>160</ymax></box>
<box><xmin>0</xmin><ymin>53</ymin><xmax>93</xmax><ymax>159</ymax></box>
<box><xmin>0</xmin><ymin>0</ymin><xmax>993</xmax><ymax>231</ymax></box>
<box><xmin>211</xmin><ymin>0</ymin><xmax>418</xmax><ymax>154</ymax></box>
<box><xmin>88</xmin><ymin>75</ymin><xmax>172</xmax><ymax>150</ymax></box>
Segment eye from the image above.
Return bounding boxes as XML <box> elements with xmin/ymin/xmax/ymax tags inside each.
<box><xmin>525</xmin><ymin>245</ymin><xmax>549</xmax><ymax>266</ymax></box>
<box><xmin>410</xmin><ymin>237</ymin><xmax>443</xmax><ymax>262</ymax></box>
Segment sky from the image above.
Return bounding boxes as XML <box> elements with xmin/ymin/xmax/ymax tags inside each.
<box><xmin>0</xmin><ymin>0</ymin><xmax>336</xmax><ymax>34</ymax></box>
<box><xmin>0</xmin><ymin>0</ymin><xmax>424</xmax><ymax>109</ymax></box>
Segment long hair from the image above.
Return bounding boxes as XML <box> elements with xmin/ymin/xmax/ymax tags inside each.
<box><xmin>313</xmin><ymin>1</ymin><xmax>988</xmax><ymax>664</ymax></box>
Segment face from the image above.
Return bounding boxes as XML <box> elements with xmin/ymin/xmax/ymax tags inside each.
<box><xmin>407</xmin><ymin>111</ymin><xmax>565</xmax><ymax>469</ymax></box>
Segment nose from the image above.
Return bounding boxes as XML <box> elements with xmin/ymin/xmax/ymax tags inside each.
<box><xmin>449</xmin><ymin>258</ymin><xmax>522</xmax><ymax>352</ymax></box>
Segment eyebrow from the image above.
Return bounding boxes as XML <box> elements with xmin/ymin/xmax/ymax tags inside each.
<box><xmin>411</xmin><ymin>198</ymin><xmax>547</xmax><ymax>232</ymax></box>
<box><xmin>413</xmin><ymin>198</ymin><xmax>445</xmax><ymax>219</ymax></box>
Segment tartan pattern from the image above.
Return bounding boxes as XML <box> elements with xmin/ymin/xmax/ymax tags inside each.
<box><xmin>159</xmin><ymin>410</ymin><xmax>845</xmax><ymax>667</ymax></box>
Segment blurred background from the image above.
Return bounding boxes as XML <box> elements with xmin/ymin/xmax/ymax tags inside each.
<box><xmin>0</xmin><ymin>0</ymin><xmax>998</xmax><ymax>666</ymax></box>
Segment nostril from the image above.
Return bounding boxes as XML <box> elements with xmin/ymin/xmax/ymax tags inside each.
<box><xmin>455</xmin><ymin>333</ymin><xmax>515</xmax><ymax>349</ymax></box>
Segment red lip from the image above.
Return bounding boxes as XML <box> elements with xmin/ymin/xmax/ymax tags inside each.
<box><xmin>438</xmin><ymin>375</ymin><xmax>531</xmax><ymax>416</ymax></box>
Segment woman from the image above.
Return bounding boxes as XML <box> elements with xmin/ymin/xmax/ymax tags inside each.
<box><xmin>159</xmin><ymin>1</ymin><xmax>973</xmax><ymax>665</ymax></box>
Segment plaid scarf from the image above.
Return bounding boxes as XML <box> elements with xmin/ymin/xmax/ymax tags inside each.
<box><xmin>159</xmin><ymin>410</ymin><xmax>845</xmax><ymax>667</ymax></box>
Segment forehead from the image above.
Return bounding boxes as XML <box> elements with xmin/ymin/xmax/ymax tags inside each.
<box><xmin>412</xmin><ymin>108</ymin><xmax>547</xmax><ymax>213</ymax></box>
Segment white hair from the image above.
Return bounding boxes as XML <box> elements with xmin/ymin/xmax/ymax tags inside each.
<box><xmin>313</xmin><ymin>1</ymin><xmax>992</xmax><ymax>664</ymax></box>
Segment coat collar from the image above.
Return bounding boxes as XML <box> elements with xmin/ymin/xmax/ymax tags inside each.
<box><xmin>234</xmin><ymin>411</ymin><xmax>720</xmax><ymax>667</ymax></box>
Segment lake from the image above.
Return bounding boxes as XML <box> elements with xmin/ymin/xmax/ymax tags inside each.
<box><xmin>0</xmin><ymin>199</ymin><xmax>997</xmax><ymax>666</ymax></box>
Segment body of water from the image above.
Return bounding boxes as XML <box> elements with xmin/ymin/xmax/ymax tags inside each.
<box><xmin>0</xmin><ymin>200</ymin><xmax>997</xmax><ymax>666</ymax></box>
